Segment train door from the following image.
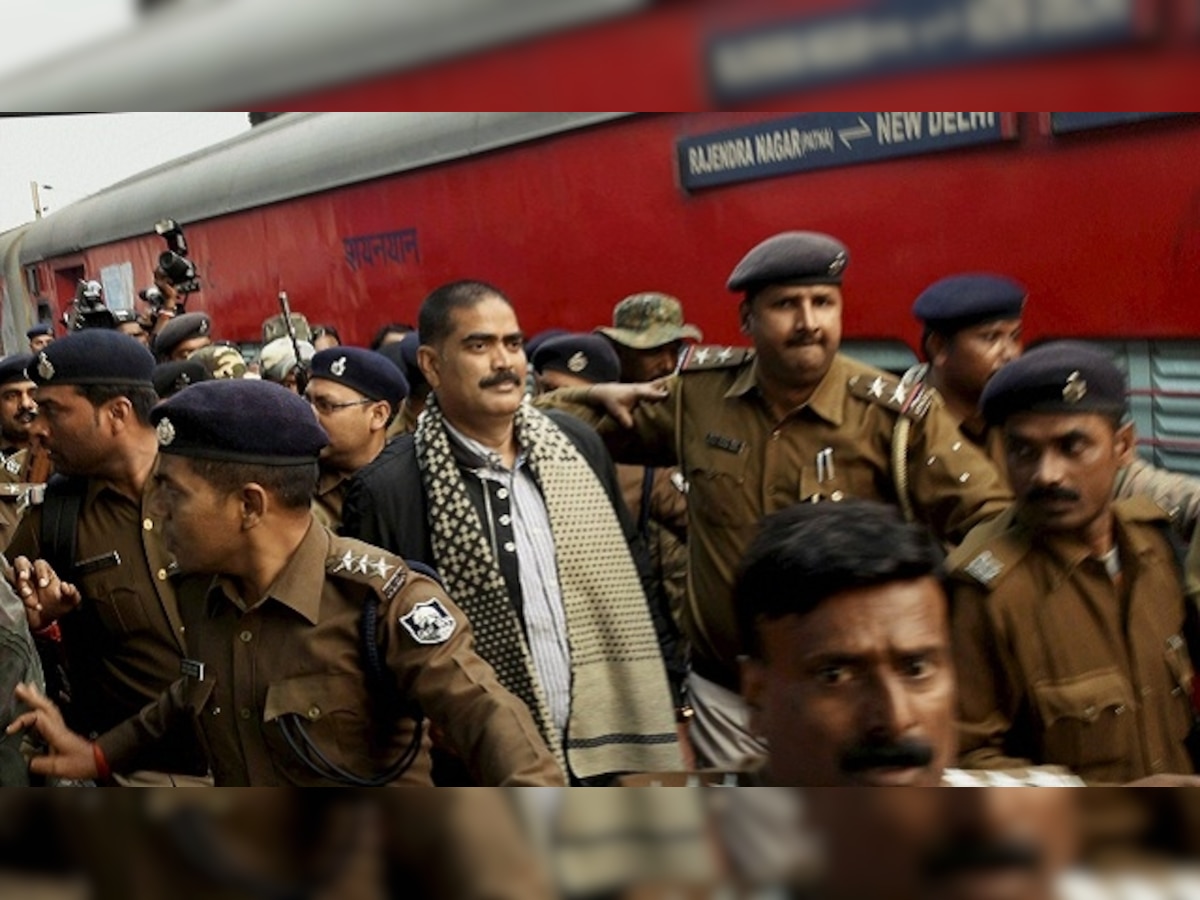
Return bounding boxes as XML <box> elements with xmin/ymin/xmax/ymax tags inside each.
<box><xmin>53</xmin><ymin>264</ymin><xmax>85</xmax><ymax>314</ymax></box>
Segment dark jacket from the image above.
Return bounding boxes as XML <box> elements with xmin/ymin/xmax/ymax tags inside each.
<box><xmin>341</xmin><ymin>410</ymin><xmax>686</xmax><ymax>703</ymax></box>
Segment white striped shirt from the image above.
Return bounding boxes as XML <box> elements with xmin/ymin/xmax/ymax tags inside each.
<box><xmin>445</xmin><ymin>423</ymin><xmax>573</xmax><ymax>734</ymax></box>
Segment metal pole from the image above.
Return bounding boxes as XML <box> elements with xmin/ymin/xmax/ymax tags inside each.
<box><xmin>30</xmin><ymin>181</ymin><xmax>41</xmax><ymax>220</ymax></box>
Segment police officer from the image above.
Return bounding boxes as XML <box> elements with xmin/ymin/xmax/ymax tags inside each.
<box><xmin>9</xmin><ymin>379</ymin><xmax>563</xmax><ymax>786</ymax></box>
<box><xmin>542</xmin><ymin>231</ymin><xmax>1012</xmax><ymax>767</ymax></box>
<box><xmin>948</xmin><ymin>342</ymin><xmax>1198</xmax><ymax>782</ymax></box>
<box><xmin>306</xmin><ymin>347</ymin><xmax>408</xmax><ymax>530</ymax></box>
<box><xmin>152</xmin><ymin>311</ymin><xmax>213</xmax><ymax>362</ymax></box>
<box><xmin>0</xmin><ymin>354</ymin><xmax>44</xmax><ymax>475</ymax></box>
<box><xmin>913</xmin><ymin>273</ymin><xmax>1200</xmax><ymax>532</ymax></box>
<box><xmin>378</xmin><ymin>331</ymin><xmax>428</xmax><ymax>437</ymax></box>
<box><xmin>6</xmin><ymin>330</ymin><xmax>208</xmax><ymax>783</ymax></box>
<box><xmin>152</xmin><ymin>359</ymin><xmax>211</xmax><ymax>399</ymax></box>
<box><xmin>596</xmin><ymin>292</ymin><xmax>702</xmax><ymax>382</ymax></box>
<box><xmin>531</xmin><ymin>333</ymin><xmax>621</xmax><ymax>391</ymax></box>
<box><xmin>26</xmin><ymin>324</ymin><xmax>53</xmax><ymax>355</ymax></box>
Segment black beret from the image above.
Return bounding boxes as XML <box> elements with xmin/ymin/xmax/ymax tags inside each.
<box><xmin>29</xmin><ymin>330</ymin><xmax>154</xmax><ymax>388</ymax></box>
<box><xmin>0</xmin><ymin>354</ymin><xmax>33</xmax><ymax>387</ymax></box>
<box><xmin>532</xmin><ymin>334</ymin><xmax>621</xmax><ymax>384</ymax></box>
<box><xmin>981</xmin><ymin>341</ymin><xmax>1126</xmax><ymax>426</ymax></box>
<box><xmin>727</xmin><ymin>231</ymin><xmax>849</xmax><ymax>293</ymax></box>
<box><xmin>524</xmin><ymin>328</ymin><xmax>569</xmax><ymax>358</ymax></box>
<box><xmin>912</xmin><ymin>274</ymin><xmax>1026</xmax><ymax>331</ymax></box>
<box><xmin>310</xmin><ymin>347</ymin><xmax>408</xmax><ymax>407</ymax></box>
<box><xmin>26</xmin><ymin>323</ymin><xmax>53</xmax><ymax>340</ymax></box>
<box><xmin>151</xmin><ymin>379</ymin><xmax>329</xmax><ymax>465</ymax></box>
<box><xmin>376</xmin><ymin>331</ymin><xmax>426</xmax><ymax>390</ymax></box>
<box><xmin>153</xmin><ymin>312</ymin><xmax>212</xmax><ymax>358</ymax></box>
<box><xmin>153</xmin><ymin>359</ymin><xmax>212</xmax><ymax>399</ymax></box>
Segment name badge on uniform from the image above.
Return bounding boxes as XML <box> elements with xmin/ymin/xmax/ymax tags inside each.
<box><xmin>181</xmin><ymin>658</ymin><xmax>206</xmax><ymax>681</ymax></box>
<box><xmin>705</xmin><ymin>432</ymin><xmax>745</xmax><ymax>454</ymax></box>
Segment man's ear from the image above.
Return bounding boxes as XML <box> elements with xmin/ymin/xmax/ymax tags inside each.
<box><xmin>926</xmin><ymin>331</ymin><xmax>950</xmax><ymax>367</ymax></box>
<box><xmin>1114</xmin><ymin>420</ymin><xmax>1137</xmax><ymax>468</ymax></box>
<box><xmin>740</xmin><ymin>656</ymin><xmax>768</xmax><ymax>738</ymax></box>
<box><xmin>738</xmin><ymin>300</ymin><xmax>753</xmax><ymax>336</ymax></box>
<box><xmin>417</xmin><ymin>345</ymin><xmax>441</xmax><ymax>391</ymax></box>
<box><xmin>101</xmin><ymin>396</ymin><xmax>134</xmax><ymax>434</ymax></box>
<box><xmin>239</xmin><ymin>483</ymin><xmax>269</xmax><ymax>529</ymax></box>
<box><xmin>369</xmin><ymin>399</ymin><xmax>391</xmax><ymax>433</ymax></box>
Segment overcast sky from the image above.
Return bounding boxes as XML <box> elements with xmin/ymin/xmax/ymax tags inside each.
<box><xmin>0</xmin><ymin>113</ymin><xmax>251</xmax><ymax>234</ymax></box>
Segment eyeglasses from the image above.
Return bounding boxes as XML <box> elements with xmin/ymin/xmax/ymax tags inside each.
<box><xmin>306</xmin><ymin>396</ymin><xmax>375</xmax><ymax>415</ymax></box>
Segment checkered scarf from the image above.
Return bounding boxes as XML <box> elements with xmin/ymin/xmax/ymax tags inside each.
<box><xmin>415</xmin><ymin>396</ymin><xmax>682</xmax><ymax>780</ymax></box>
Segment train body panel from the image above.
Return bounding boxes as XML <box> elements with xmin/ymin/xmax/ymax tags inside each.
<box><xmin>3</xmin><ymin>111</ymin><xmax>1200</xmax><ymax>353</ymax></box>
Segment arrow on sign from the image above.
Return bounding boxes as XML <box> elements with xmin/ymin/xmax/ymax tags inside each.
<box><xmin>838</xmin><ymin>116</ymin><xmax>872</xmax><ymax>149</ymax></box>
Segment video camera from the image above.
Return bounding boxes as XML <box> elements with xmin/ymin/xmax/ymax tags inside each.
<box><xmin>139</xmin><ymin>218</ymin><xmax>201</xmax><ymax>307</ymax></box>
<box><xmin>63</xmin><ymin>279</ymin><xmax>119</xmax><ymax>331</ymax></box>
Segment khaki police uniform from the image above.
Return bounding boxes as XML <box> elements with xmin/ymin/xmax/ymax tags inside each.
<box><xmin>543</xmin><ymin>349</ymin><xmax>1012</xmax><ymax>690</ymax></box>
<box><xmin>312</xmin><ymin>464</ymin><xmax>349</xmax><ymax>532</ymax></box>
<box><xmin>5</xmin><ymin>461</ymin><xmax>205</xmax><ymax>776</ymax></box>
<box><xmin>96</xmin><ymin>525</ymin><xmax>562</xmax><ymax>786</ymax></box>
<box><xmin>948</xmin><ymin>499</ymin><xmax>1196</xmax><ymax>783</ymax></box>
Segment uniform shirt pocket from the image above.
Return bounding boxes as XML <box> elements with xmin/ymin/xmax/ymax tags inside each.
<box><xmin>261</xmin><ymin>673</ymin><xmax>368</xmax><ymax>783</ymax></box>
<box><xmin>1031</xmin><ymin>671</ymin><xmax>1135</xmax><ymax>770</ymax></box>
<box><xmin>79</xmin><ymin>575</ymin><xmax>153</xmax><ymax>638</ymax></box>
<box><xmin>688</xmin><ymin>447</ymin><xmax>753</xmax><ymax>527</ymax></box>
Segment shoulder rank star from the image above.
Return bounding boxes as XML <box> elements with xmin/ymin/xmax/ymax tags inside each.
<box><xmin>693</xmin><ymin>347</ymin><xmax>710</xmax><ymax>365</ymax></box>
<box><xmin>868</xmin><ymin>376</ymin><xmax>885</xmax><ymax>398</ymax></box>
<box><xmin>370</xmin><ymin>556</ymin><xmax>395</xmax><ymax>579</ymax></box>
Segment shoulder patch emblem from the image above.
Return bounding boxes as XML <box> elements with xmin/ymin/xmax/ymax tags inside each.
<box><xmin>681</xmin><ymin>345</ymin><xmax>753</xmax><ymax>372</ymax></box>
<box><xmin>964</xmin><ymin>550</ymin><xmax>1004</xmax><ymax>587</ymax></box>
<box><xmin>4</xmin><ymin>455</ymin><xmax>20</xmax><ymax>476</ymax></box>
<box><xmin>400</xmin><ymin>598</ymin><xmax>457</xmax><ymax>645</ymax></box>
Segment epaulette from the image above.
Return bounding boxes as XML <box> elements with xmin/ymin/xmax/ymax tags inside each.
<box><xmin>945</xmin><ymin>516</ymin><xmax>1030</xmax><ymax>592</ymax></box>
<box><xmin>1</xmin><ymin>450</ymin><xmax>25</xmax><ymax>479</ymax></box>
<box><xmin>847</xmin><ymin>370</ymin><xmax>935</xmax><ymax>421</ymax></box>
<box><xmin>326</xmin><ymin>537</ymin><xmax>410</xmax><ymax>601</ymax></box>
<box><xmin>0</xmin><ymin>482</ymin><xmax>45</xmax><ymax>509</ymax></box>
<box><xmin>679</xmin><ymin>345</ymin><xmax>754</xmax><ymax>372</ymax></box>
<box><xmin>1113</xmin><ymin>494</ymin><xmax>1173</xmax><ymax>525</ymax></box>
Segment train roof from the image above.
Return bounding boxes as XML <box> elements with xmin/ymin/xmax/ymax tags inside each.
<box><xmin>18</xmin><ymin>111</ymin><xmax>628</xmax><ymax>265</ymax></box>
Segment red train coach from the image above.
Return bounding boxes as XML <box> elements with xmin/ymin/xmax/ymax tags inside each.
<box><xmin>3</xmin><ymin>110</ymin><xmax>1200</xmax><ymax>469</ymax></box>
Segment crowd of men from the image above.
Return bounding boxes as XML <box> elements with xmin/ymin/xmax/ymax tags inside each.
<box><xmin>0</xmin><ymin>229</ymin><xmax>1197</xmax><ymax>795</ymax></box>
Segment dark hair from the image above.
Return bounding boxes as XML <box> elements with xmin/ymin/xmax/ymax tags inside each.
<box><xmin>311</xmin><ymin>324</ymin><xmax>341</xmax><ymax>344</ymax></box>
<box><xmin>418</xmin><ymin>281</ymin><xmax>508</xmax><ymax>349</ymax></box>
<box><xmin>77</xmin><ymin>384</ymin><xmax>158</xmax><ymax>426</ymax></box>
<box><xmin>735</xmin><ymin>500</ymin><xmax>944</xmax><ymax>659</ymax></box>
<box><xmin>368</xmin><ymin>322</ymin><xmax>415</xmax><ymax>352</ymax></box>
<box><xmin>186</xmin><ymin>458</ymin><xmax>319</xmax><ymax>511</ymax></box>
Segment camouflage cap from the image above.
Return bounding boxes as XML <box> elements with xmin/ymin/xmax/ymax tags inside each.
<box><xmin>189</xmin><ymin>342</ymin><xmax>248</xmax><ymax>380</ymax></box>
<box><xmin>595</xmin><ymin>292</ymin><xmax>703</xmax><ymax>350</ymax></box>
<box><xmin>261</xmin><ymin>312</ymin><xmax>312</xmax><ymax>345</ymax></box>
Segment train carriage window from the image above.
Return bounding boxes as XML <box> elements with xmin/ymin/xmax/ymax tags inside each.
<box><xmin>840</xmin><ymin>340</ymin><xmax>918</xmax><ymax>377</ymax></box>
<box><xmin>1062</xmin><ymin>340</ymin><xmax>1200</xmax><ymax>478</ymax></box>
<box><xmin>24</xmin><ymin>267</ymin><xmax>40</xmax><ymax>296</ymax></box>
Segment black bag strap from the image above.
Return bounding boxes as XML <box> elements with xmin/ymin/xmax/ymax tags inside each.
<box><xmin>37</xmin><ymin>475</ymin><xmax>88</xmax><ymax>583</ymax></box>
